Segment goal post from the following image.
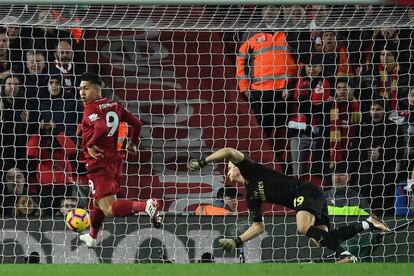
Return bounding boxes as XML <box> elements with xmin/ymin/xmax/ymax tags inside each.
<box><xmin>0</xmin><ymin>0</ymin><xmax>389</xmax><ymax>5</ymax></box>
<box><xmin>0</xmin><ymin>2</ymin><xmax>413</xmax><ymax>263</ymax></box>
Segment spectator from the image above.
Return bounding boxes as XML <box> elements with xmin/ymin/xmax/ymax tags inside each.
<box><xmin>353</xmin><ymin>99</ymin><xmax>405</xmax><ymax>216</ymax></box>
<box><xmin>27</xmin><ymin>119</ymin><xmax>77</xmax><ymax>216</ymax></box>
<box><xmin>0</xmin><ymin>167</ymin><xmax>27</xmax><ymax>216</ymax></box>
<box><xmin>360</xmin><ymin>27</ymin><xmax>412</xmax><ymax>75</ymax></box>
<box><xmin>13</xmin><ymin>195</ymin><xmax>41</xmax><ymax>217</ymax></box>
<box><xmin>51</xmin><ymin>40</ymin><xmax>86</xmax><ymax>99</ymax></box>
<box><xmin>195</xmin><ymin>186</ymin><xmax>241</xmax><ymax>215</ymax></box>
<box><xmin>3</xmin><ymin>16</ymin><xmax>28</xmax><ymax>71</ymax></box>
<box><xmin>281</xmin><ymin>6</ymin><xmax>312</xmax><ymax>63</ymax></box>
<box><xmin>288</xmin><ymin>52</ymin><xmax>332</xmax><ymax>177</ymax></box>
<box><xmin>39</xmin><ymin>73</ymin><xmax>83</xmax><ymax>139</ymax></box>
<box><xmin>0</xmin><ymin>27</ymin><xmax>22</xmax><ymax>81</ymax></box>
<box><xmin>22</xmin><ymin>50</ymin><xmax>49</xmax><ymax>127</ymax></box>
<box><xmin>56</xmin><ymin>196</ymin><xmax>78</xmax><ymax>216</ymax></box>
<box><xmin>329</xmin><ymin>78</ymin><xmax>361</xmax><ymax>169</ymax></box>
<box><xmin>31</xmin><ymin>9</ymin><xmax>79</xmax><ymax>61</ymax></box>
<box><xmin>0</xmin><ymin>75</ymin><xmax>30</xmax><ymax>166</ymax></box>
<box><xmin>236</xmin><ymin>5</ymin><xmax>298</xmax><ymax>155</ymax></box>
<box><xmin>374</xmin><ymin>43</ymin><xmax>410</xmax><ymax>112</ymax></box>
<box><xmin>314</xmin><ymin>30</ymin><xmax>354</xmax><ymax>88</ymax></box>
<box><xmin>397</xmin><ymin>83</ymin><xmax>414</xmax><ymax>181</ymax></box>
<box><xmin>23</xmin><ymin>49</ymin><xmax>49</xmax><ymax>104</ymax></box>
<box><xmin>325</xmin><ymin>162</ymin><xmax>370</xmax><ymax>216</ymax></box>
<box><xmin>281</xmin><ymin>5</ymin><xmax>308</xmax><ymax>28</ymax></box>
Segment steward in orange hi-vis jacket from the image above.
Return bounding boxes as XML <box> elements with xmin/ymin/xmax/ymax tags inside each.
<box><xmin>236</xmin><ymin>31</ymin><xmax>299</xmax><ymax>156</ymax></box>
<box><xmin>236</xmin><ymin>32</ymin><xmax>298</xmax><ymax>92</ymax></box>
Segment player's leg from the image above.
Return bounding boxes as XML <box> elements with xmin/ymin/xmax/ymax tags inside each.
<box><xmin>89</xmin><ymin>199</ymin><xmax>105</xmax><ymax>239</ymax></box>
<box><xmin>330</xmin><ymin>215</ymin><xmax>390</xmax><ymax>243</ymax></box>
<box><xmin>294</xmin><ymin>184</ymin><xmax>343</xmax><ymax>252</ymax></box>
<box><xmin>97</xmin><ymin>193</ymin><xmax>161</xmax><ymax>227</ymax></box>
<box><xmin>97</xmin><ymin>194</ymin><xmax>146</xmax><ymax>217</ymax></box>
<box><xmin>294</xmin><ymin>183</ymin><xmax>357</xmax><ymax>262</ymax></box>
<box><xmin>109</xmin><ymin>197</ymin><xmax>161</xmax><ymax>227</ymax></box>
<box><xmin>297</xmin><ymin>210</ymin><xmax>341</xmax><ymax>251</ymax></box>
<box><xmin>86</xmin><ymin>166</ymin><xmax>150</xmax><ymax>218</ymax></box>
<box><xmin>80</xmin><ymin>199</ymin><xmax>105</xmax><ymax>248</ymax></box>
<box><xmin>111</xmin><ymin>159</ymin><xmax>162</xmax><ymax>227</ymax></box>
<box><xmin>297</xmin><ymin>210</ymin><xmax>357</xmax><ymax>263</ymax></box>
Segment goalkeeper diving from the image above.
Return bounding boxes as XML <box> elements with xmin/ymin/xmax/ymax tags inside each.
<box><xmin>188</xmin><ymin>148</ymin><xmax>390</xmax><ymax>263</ymax></box>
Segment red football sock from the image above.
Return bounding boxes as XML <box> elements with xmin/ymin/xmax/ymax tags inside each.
<box><xmin>89</xmin><ymin>208</ymin><xmax>105</xmax><ymax>239</ymax></box>
<box><xmin>111</xmin><ymin>200</ymin><xmax>146</xmax><ymax>217</ymax></box>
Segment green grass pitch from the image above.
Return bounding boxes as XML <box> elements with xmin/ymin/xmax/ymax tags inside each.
<box><xmin>1</xmin><ymin>263</ymin><xmax>413</xmax><ymax>276</ymax></box>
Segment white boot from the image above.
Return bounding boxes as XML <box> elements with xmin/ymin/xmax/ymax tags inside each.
<box><xmin>80</xmin><ymin>233</ymin><xmax>97</xmax><ymax>249</ymax></box>
<box><xmin>145</xmin><ymin>198</ymin><xmax>162</xmax><ymax>228</ymax></box>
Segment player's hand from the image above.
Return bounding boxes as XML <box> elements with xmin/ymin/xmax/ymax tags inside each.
<box><xmin>188</xmin><ymin>159</ymin><xmax>201</xmax><ymax>171</ymax></box>
<box><xmin>126</xmin><ymin>143</ymin><xmax>138</xmax><ymax>155</ymax></box>
<box><xmin>219</xmin><ymin>238</ymin><xmax>236</xmax><ymax>253</ymax></box>
<box><xmin>187</xmin><ymin>159</ymin><xmax>207</xmax><ymax>171</ymax></box>
<box><xmin>88</xmin><ymin>145</ymin><xmax>104</xmax><ymax>159</ymax></box>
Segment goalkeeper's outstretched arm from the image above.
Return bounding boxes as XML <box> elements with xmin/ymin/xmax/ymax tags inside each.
<box><xmin>187</xmin><ymin>147</ymin><xmax>244</xmax><ymax>171</ymax></box>
<box><xmin>219</xmin><ymin>222</ymin><xmax>265</xmax><ymax>253</ymax></box>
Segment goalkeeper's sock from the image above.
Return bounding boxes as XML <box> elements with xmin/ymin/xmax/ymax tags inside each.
<box><xmin>306</xmin><ymin>225</ymin><xmax>342</xmax><ymax>252</ymax></box>
<box><xmin>111</xmin><ymin>200</ymin><xmax>146</xmax><ymax>217</ymax></box>
<box><xmin>329</xmin><ymin>223</ymin><xmax>365</xmax><ymax>243</ymax></box>
<box><xmin>89</xmin><ymin>208</ymin><xmax>105</xmax><ymax>239</ymax></box>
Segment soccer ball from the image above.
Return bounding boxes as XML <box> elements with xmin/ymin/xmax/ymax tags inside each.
<box><xmin>65</xmin><ymin>208</ymin><xmax>90</xmax><ymax>233</ymax></box>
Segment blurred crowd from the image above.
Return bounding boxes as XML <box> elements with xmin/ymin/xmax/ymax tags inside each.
<box><xmin>1</xmin><ymin>5</ymin><xmax>414</xmax><ymax>218</ymax></box>
<box><xmin>0</xmin><ymin>8</ymin><xmax>88</xmax><ymax>217</ymax></box>
<box><xmin>236</xmin><ymin>5</ymin><xmax>414</xmax><ymax>216</ymax></box>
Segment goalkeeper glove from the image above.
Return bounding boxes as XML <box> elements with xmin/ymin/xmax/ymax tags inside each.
<box><xmin>187</xmin><ymin>158</ymin><xmax>208</xmax><ymax>171</ymax></box>
<box><xmin>219</xmin><ymin>237</ymin><xmax>243</xmax><ymax>253</ymax></box>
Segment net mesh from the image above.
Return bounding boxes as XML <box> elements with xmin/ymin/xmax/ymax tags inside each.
<box><xmin>0</xmin><ymin>4</ymin><xmax>413</xmax><ymax>263</ymax></box>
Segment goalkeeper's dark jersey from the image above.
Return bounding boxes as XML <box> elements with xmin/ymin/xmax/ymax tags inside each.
<box><xmin>235</xmin><ymin>156</ymin><xmax>316</xmax><ymax>222</ymax></box>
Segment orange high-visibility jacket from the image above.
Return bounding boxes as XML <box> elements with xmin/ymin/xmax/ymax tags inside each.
<box><xmin>117</xmin><ymin>122</ymin><xmax>128</xmax><ymax>151</ymax></box>
<box><xmin>236</xmin><ymin>32</ymin><xmax>298</xmax><ymax>92</ymax></box>
<box><xmin>195</xmin><ymin>205</ymin><xmax>230</xmax><ymax>216</ymax></box>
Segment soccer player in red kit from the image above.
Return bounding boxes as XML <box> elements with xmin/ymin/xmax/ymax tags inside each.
<box><xmin>78</xmin><ymin>72</ymin><xmax>161</xmax><ymax>248</ymax></box>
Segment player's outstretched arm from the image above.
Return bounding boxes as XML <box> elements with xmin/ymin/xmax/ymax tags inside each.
<box><xmin>219</xmin><ymin>222</ymin><xmax>265</xmax><ymax>253</ymax></box>
<box><xmin>187</xmin><ymin>147</ymin><xmax>244</xmax><ymax>171</ymax></box>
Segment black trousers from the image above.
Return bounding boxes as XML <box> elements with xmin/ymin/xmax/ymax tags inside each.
<box><xmin>250</xmin><ymin>90</ymin><xmax>287</xmax><ymax>141</ymax></box>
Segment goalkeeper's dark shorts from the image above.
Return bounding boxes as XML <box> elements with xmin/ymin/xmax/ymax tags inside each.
<box><xmin>294</xmin><ymin>182</ymin><xmax>331</xmax><ymax>230</ymax></box>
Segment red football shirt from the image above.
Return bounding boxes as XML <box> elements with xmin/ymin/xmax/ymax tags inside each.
<box><xmin>81</xmin><ymin>97</ymin><xmax>143</xmax><ymax>171</ymax></box>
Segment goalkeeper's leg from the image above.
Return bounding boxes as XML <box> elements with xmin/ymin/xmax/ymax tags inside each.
<box><xmin>298</xmin><ymin>211</ymin><xmax>389</xmax><ymax>263</ymax></box>
<box><xmin>330</xmin><ymin>215</ymin><xmax>390</xmax><ymax>243</ymax></box>
<box><xmin>297</xmin><ymin>211</ymin><xmax>357</xmax><ymax>263</ymax></box>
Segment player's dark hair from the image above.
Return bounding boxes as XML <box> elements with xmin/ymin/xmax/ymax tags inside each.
<box><xmin>81</xmin><ymin>72</ymin><xmax>103</xmax><ymax>86</ymax></box>
<box><xmin>0</xmin><ymin>27</ymin><xmax>7</xmax><ymax>35</ymax></box>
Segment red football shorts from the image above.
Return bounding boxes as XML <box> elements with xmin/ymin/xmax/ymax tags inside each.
<box><xmin>87</xmin><ymin>160</ymin><xmax>123</xmax><ymax>201</ymax></box>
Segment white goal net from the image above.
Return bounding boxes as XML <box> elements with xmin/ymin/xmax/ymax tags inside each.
<box><xmin>0</xmin><ymin>4</ymin><xmax>413</xmax><ymax>263</ymax></box>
